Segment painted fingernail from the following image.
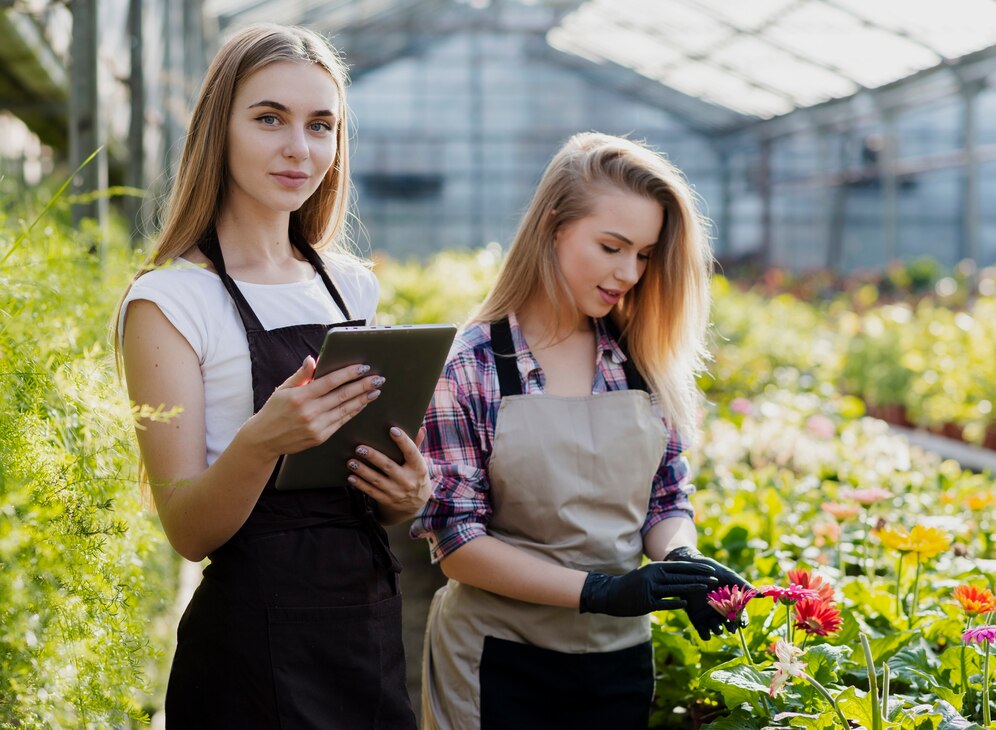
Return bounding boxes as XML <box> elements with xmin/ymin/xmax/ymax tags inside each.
<box><xmin>347</xmin><ymin>475</ymin><xmax>357</xmax><ymax>484</ymax></box>
<box><xmin>371</xmin><ymin>376</ymin><xmax>386</xmax><ymax>387</ymax></box>
<box><xmin>367</xmin><ymin>389</ymin><xmax>381</xmax><ymax>401</ymax></box>
<box><xmin>348</xmin><ymin>461</ymin><xmax>359</xmax><ymax>471</ymax></box>
<box><xmin>390</xmin><ymin>426</ymin><xmax>402</xmax><ymax>437</ymax></box>
<box><xmin>356</xmin><ymin>364</ymin><xmax>371</xmax><ymax>374</ymax></box>
<box><xmin>355</xmin><ymin>446</ymin><xmax>369</xmax><ymax>457</ymax></box>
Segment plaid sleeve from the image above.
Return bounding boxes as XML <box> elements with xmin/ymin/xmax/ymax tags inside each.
<box><xmin>410</xmin><ymin>352</ymin><xmax>494</xmax><ymax>562</ymax></box>
<box><xmin>641</xmin><ymin>427</ymin><xmax>695</xmax><ymax>535</ymax></box>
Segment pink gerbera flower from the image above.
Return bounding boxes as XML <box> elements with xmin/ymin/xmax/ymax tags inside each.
<box><xmin>706</xmin><ymin>585</ymin><xmax>758</xmax><ymax>621</ymax></box>
<box><xmin>963</xmin><ymin>625</ymin><xmax>996</xmax><ymax>645</ymax></box>
<box><xmin>839</xmin><ymin>487</ymin><xmax>893</xmax><ymax>505</ymax></box>
<box><xmin>757</xmin><ymin>585</ymin><xmax>822</xmax><ymax>605</ymax></box>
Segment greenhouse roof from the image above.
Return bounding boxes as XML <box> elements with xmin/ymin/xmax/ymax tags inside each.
<box><xmin>205</xmin><ymin>0</ymin><xmax>996</xmax><ymax>123</ymax></box>
<box><xmin>548</xmin><ymin>0</ymin><xmax>996</xmax><ymax>119</ymax></box>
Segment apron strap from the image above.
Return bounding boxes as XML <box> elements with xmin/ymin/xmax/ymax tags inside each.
<box><xmin>198</xmin><ymin>230</ymin><xmax>357</xmax><ymax>333</ymax></box>
<box><xmin>290</xmin><ymin>234</ymin><xmax>354</xmax><ymax>321</ymax></box>
<box><xmin>490</xmin><ymin>316</ymin><xmax>648</xmax><ymax>398</ymax></box>
<box><xmin>490</xmin><ymin>317</ymin><xmax>522</xmax><ymax>398</ymax></box>
<box><xmin>601</xmin><ymin>316</ymin><xmax>648</xmax><ymax>392</ymax></box>
<box><xmin>199</xmin><ymin>229</ymin><xmax>265</xmax><ymax>332</ymax></box>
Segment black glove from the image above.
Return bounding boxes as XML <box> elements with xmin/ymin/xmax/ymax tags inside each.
<box><xmin>664</xmin><ymin>546</ymin><xmax>754</xmax><ymax>641</ymax></box>
<box><xmin>579</xmin><ymin>561</ymin><xmax>718</xmax><ymax>617</ymax></box>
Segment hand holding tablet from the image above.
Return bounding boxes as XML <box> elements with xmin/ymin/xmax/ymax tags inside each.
<box><xmin>274</xmin><ymin>324</ymin><xmax>457</xmax><ymax>490</ymax></box>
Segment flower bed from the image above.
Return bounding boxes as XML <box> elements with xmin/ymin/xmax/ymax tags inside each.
<box><xmin>649</xmin><ymin>388</ymin><xmax>995</xmax><ymax>728</ymax></box>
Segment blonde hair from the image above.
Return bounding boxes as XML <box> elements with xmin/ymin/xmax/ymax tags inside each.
<box><xmin>114</xmin><ymin>23</ymin><xmax>353</xmax><ymax>358</ymax></box>
<box><xmin>476</xmin><ymin>132</ymin><xmax>713</xmax><ymax>441</ymax></box>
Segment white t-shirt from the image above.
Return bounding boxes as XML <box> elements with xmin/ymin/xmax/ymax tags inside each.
<box><xmin>119</xmin><ymin>253</ymin><xmax>379</xmax><ymax>466</ymax></box>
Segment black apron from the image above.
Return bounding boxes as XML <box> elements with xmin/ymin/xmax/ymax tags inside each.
<box><xmin>165</xmin><ymin>232</ymin><xmax>415</xmax><ymax>730</ymax></box>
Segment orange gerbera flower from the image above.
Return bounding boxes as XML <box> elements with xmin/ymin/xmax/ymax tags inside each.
<box><xmin>966</xmin><ymin>491</ymin><xmax>996</xmax><ymax>511</ymax></box>
<box><xmin>786</xmin><ymin>568</ymin><xmax>835</xmax><ymax>603</ymax></box>
<box><xmin>794</xmin><ymin>599</ymin><xmax>843</xmax><ymax>636</ymax></box>
<box><xmin>953</xmin><ymin>584</ymin><xmax>996</xmax><ymax>615</ymax></box>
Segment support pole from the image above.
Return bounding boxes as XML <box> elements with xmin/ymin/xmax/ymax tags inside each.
<box><xmin>69</xmin><ymin>0</ymin><xmax>107</xmax><ymax>238</ymax></box>
<box><xmin>127</xmin><ymin>0</ymin><xmax>145</xmax><ymax>246</ymax></box>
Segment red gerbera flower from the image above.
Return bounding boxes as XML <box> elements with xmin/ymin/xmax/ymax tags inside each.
<box><xmin>794</xmin><ymin>599</ymin><xmax>843</xmax><ymax>636</ymax></box>
<box><xmin>786</xmin><ymin>568</ymin><xmax>835</xmax><ymax>604</ymax></box>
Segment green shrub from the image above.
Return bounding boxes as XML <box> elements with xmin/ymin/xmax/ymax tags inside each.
<box><xmin>0</xmin><ymin>197</ymin><xmax>177</xmax><ymax>727</ymax></box>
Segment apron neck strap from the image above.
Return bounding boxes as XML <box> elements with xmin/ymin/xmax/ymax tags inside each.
<box><xmin>198</xmin><ymin>229</ymin><xmax>264</xmax><ymax>332</ymax></box>
<box><xmin>197</xmin><ymin>230</ymin><xmax>355</xmax><ymax>332</ymax></box>
<box><xmin>289</xmin><ymin>235</ymin><xmax>353</xmax><ymax>321</ymax></box>
<box><xmin>601</xmin><ymin>316</ymin><xmax>648</xmax><ymax>392</ymax></box>
<box><xmin>490</xmin><ymin>315</ymin><xmax>648</xmax><ymax>399</ymax></box>
<box><xmin>490</xmin><ymin>317</ymin><xmax>522</xmax><ymax>397</ymax></box>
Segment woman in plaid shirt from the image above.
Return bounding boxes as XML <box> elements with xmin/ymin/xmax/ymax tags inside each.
<box><xmin>412</xmin><ymin>133</ymin><xmax>750</xmax><ymax>729</ymax></box>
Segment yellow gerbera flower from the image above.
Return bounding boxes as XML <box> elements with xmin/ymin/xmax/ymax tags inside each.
<box><xmin>906</xmin><ymin>524</ymin><xmax>951</xmax><ymax>558</ymax></box>
<box><xmin>874</xmin><ymin>525</ymin><xmax>911</xmax><ymax>552</ymax></box>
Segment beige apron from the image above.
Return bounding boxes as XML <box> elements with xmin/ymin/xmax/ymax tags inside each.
<box><xmin>421</xmin><ymin>385</ymin><xmax>669</xmax><ymax>730</ymax></box>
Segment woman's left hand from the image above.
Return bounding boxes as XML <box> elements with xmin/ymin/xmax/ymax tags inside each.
<box><xmin>346</xmin><ymin>427</ymin><xmax>431</xmax><ymax>524</ymax></box>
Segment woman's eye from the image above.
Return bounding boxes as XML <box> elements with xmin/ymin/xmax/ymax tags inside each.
<box><xmin>309</xmin><ymin>121</ymin><xmax>333</xmax><ymax>133</ymax></box>
<box><xmin>638</xmin><ymin>253</ymin><xmax>652</xmax><ymax>262</ymax></box>
<box><xmin>257</xmin><ymin>114</ymin><xmax>280</xmax><ymax>125</ymax></box>
<box><xmin>600</xmin><ymin>244</ymin><xmax>620</xmax><ymax>254</ymax></box>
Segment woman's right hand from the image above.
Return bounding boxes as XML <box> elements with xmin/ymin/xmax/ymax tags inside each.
<box><xmin>578</xmin><ymin>561</ymin><xmax>718</xmax><ymax>617</ymax></box>
<box><xmin>243</xmin><ymin>356</ymin><xmax>384</xmax><ymax>459</ymax></box>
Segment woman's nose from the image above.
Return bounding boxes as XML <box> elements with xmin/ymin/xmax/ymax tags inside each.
<box><xmin>283</xmin><ymin>128</ymin><xmax>310</xmax><ymax>160</ymax></box>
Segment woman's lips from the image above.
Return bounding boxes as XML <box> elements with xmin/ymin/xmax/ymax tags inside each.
<box><xmin>598</xmin><ymin>287</ymin><xmax>622</xmax><ymax>304</ymax></box>
<box><xmin>272</xmin><ymin>171</ymin><xmax>309</xmax><ymax>189</ymax></box>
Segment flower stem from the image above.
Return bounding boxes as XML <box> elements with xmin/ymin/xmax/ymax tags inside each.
<box><xmin>860</xmin><ymin>634</ymin><xmax>882</xmax><ymax>730</ymax></box>
<box><xmin>908</xmin><ymin>554</ymin><xmax>922</xmax><ymax>630</ymax></box>
<box><xmin>737</xmin><ymin>626</ymin><xmax>754</xmax><ymax>666</ymax></box>
<box><xmin>983</xmin><ymin>639</ymin><xmax>991</xmax><ymax>728</ymax></box>
<box><xmin>881</xmin><ymin>662</ymin><xmax>890</xmax><ymax>720</ymax></box>
<box><xmin>894</xmin><ymin>554</ymin><xmax>904</xmax><ymax>620</ymax></box>
<box><xmin>785</xmin><ymin>604</ymin><xmax>795</xmax><ymax>644</ymax></box>
<box><xmin>800</xmin><ymin>671</ymin><xmax>850</xmax><ymax>730</ymax></box>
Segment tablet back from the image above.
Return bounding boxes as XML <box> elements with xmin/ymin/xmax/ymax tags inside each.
<box><xmin>274</xmin><ymin>324</ymin><xmax>457</xmax><ymax>490</ymax></box>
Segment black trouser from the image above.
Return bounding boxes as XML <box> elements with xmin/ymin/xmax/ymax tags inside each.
<box><xmin>479</xmin><ymin>636</ymin><xmax>654</xmax><ymax>730</ymax></box>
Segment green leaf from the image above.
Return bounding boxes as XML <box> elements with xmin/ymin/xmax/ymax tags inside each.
<box><xmin>700</xmin><ymin>658</ymin><xmax>771</xmax><ymax>711</ymax></box>
<box><xmin>888</xmin><ymin>639</ymin><xmax>942</xmax><ymax>692</ymax></box>
<box><xmin>836</xmin><ymin>685</ymin><xmax>877</xmax><ymax>730</ymax></box>
<box><xmin>905</xmin><ymin>701</ymin><xmax>976</xmax><ymax>730</ymax></box>
<box><xmin>804</xmin><ymin>643</ymin><xmax>851</xmax><ymax>686</ymax></box>
<box><xmin>701</xmin><ymin>708</ymin><xmax>765</xmax><ymax>730</ymax></box>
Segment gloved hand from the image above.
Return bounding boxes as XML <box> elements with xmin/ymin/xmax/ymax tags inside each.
<box><xmin>664</xmin><ymin>545</ymin><xmax>754</xmax><ymax>641</ymax></box>
<box><xmin>579</xmin><ymin>561</ymin><xmax>718</xmax><ymax>617</ymax></box>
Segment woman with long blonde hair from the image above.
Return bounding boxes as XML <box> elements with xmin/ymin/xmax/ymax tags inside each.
<box><xmin>412</xmin><ymin>132</ymin><xmax>750</xmax><ymax>729</ymax></box>
<box><xmin>117</xmin><ymin>24</ymin><xmax>423</xmax><ymax>727</ymax></box>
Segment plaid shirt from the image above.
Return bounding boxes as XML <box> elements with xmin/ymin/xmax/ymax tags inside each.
<box><xmin>410</xmin><ymin>313</ymin><xmax>695</xmax><ymax>563</ymax></box>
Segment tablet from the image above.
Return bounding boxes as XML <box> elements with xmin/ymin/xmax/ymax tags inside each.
<box><xmin>274</xmin><ymin>324</ymin><xmax>457</xmax><ymax>490</ymax></box>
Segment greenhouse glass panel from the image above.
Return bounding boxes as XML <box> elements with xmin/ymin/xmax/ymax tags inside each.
<box><xmin>709</xmin><ymin>36</ymin><xmax>854</xmax><ymax>107</ymax></box>
<box><xmin>974</xmin><ymin>86</ymin><xmax>996</xmax><ymax>148</ymax></box>
<box><xmin>766</xmin><ymin>4</ymin><xmax>937</xmax><ymax>88</ymax></box>
<box><xmin>833</xmin><ymin>0</ymin><xmax>996</xmax><ymax>60</ymax></box>
<box><xmin>978</xmin><ymin>161</ymin><xmax>996</xmax><ymax>265</ymax></box>
<box><xmin>898</xmin><ymin>168</ymin><xmax>962</xmax><ymax>266</ymax></box>
<box><xmin>841</xmin><ymin>182</ymin><xmax>885</xmax><ymax>270</ymax></box>
<box><xmin>896</xmin><ymin>100</ymin><xmax>964</xmax><ymax>161</ymax></box>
